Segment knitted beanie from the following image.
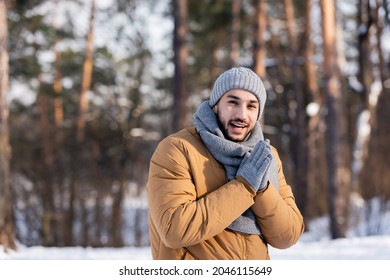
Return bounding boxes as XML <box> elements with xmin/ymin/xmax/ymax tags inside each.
<box><xmin>209</xmin><ymin>67</ymin><xmax>267</xmax><ymax>119</ymax></box>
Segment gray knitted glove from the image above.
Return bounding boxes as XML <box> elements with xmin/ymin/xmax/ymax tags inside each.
<box><xmin>236</xmin><ymin>140</ymin><xmax>273</xmax><ymax>192</ymax></box>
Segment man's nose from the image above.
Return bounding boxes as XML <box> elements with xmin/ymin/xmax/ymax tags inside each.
<box><xmin>234</xmin><ymin>105</ymin><xmax>247</xmax><ymax>120</ymax></box>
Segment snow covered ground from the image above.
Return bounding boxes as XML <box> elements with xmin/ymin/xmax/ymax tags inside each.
<box><xmin>1</xmin><ymin>232</ymin><xmax>390</xmax><ymax>260</ymax></box>
<box><xmin>2</xmin><ymin>214</ymin><xmax>390</xmax><ymax>260</ymax></box>
<box><xmin>0</xmin><ymin>236</ymin><xmax>389</xmax><ymax>260</ymax></box>
<box><xmin>1</xmin><ymin>235</ymin><xmax>390</xmax><ymax>280</ymax></box>
<box><xmin>1</xmin><ymin>218</ymin><xmax>390</xmax><ymax>280</ymax></box>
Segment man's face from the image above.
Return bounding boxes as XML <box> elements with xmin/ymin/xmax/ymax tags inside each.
<box><xmin>213</xmin><ymin>89</ymin><xmax>259</xmax><ymax>142</ymax></box>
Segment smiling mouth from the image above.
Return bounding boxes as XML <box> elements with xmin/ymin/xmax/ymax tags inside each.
<box><xmin>230</xmin><ymin>121</ymin><xmax>247</xmax><ymax>129</ymax></box>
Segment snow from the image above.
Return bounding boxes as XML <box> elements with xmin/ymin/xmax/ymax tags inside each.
<box><xmin>2</xmin><ymin>230</ymin><xmax>390</xmax><ymax>260</ymax></box>
<box><xmin>0</xmin><ymin>235</ymin><xmax>389</xmax><ymax>260</ymax></box>
<box><xmin>2</xmin><ymin>202</ymin><xmax>390</xmax><ymax>260</ymax></box>
<box><xmin>270</xmin><ymin>235</ymin><xmax>390</xmax><ymax>260</ymax></box>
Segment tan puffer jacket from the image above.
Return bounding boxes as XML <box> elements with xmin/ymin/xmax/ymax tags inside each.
<box><xmin>147</xmin><ymin>127</ymin><xmax>304</xmax><ymax>260</ymax></box>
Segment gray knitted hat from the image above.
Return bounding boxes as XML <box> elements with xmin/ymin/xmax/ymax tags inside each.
<box><xmin>209</xmin><ymin>67</ymin><xmax>267</xmax><ymax>119</ymax></box>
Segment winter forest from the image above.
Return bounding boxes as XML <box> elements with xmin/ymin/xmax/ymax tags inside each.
<box><xmin>0</xmin><ymin>0</ymin><xmax>389</xmax><ymax>253</ymax></box>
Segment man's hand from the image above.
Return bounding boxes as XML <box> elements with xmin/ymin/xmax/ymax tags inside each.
<box><xmin>236</xmin><ymin>140</ymin><xmax>272</xmax><ymax>191</ymax></box>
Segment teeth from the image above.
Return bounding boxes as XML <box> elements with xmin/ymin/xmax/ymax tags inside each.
<box><xmin>232</xmin><ymin>122</ymin><xmax>245</xmax><ymax>128</ymax></box>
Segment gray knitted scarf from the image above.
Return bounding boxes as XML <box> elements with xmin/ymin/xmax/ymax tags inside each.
<box><xmin>193</xmin><ymin>101</ymin><xmax>279</xmax><ymax>236</ymax></box>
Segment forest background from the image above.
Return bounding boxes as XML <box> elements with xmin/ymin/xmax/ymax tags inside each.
<box><xmin>0</xmin><ymin>0</ymin><xmax>389</xmax><ymax>251</ymax></box>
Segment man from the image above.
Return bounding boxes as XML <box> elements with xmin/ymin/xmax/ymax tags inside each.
<box><xmin>147</xmin><ymin>67</ymin><xmax>304</xmax><ymax>260</ymax></box>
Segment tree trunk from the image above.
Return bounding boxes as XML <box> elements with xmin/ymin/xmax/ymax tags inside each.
<box><xmin>74</xmin><ymin>0</ymin><xmax>96</xmax><ymax>246</ymax></box>
<box><xmin>253</xmin><ymin>0</ymin><xmax>267</xmax><ymax>78</ymax></box>
<box><xmin>253</xmin><ymin>0</ymin><xmax>267</xmax><ymax>127</ymax></box>
<box><xmin>320</xmin><ymin>0</ymin><xmax>351</xmax><ymax>239</ymax></box>
<box><xmin>284</xmin><ymin>0</ymin><xmax>308</xmax><ymax>219</ymax></box>
<box><xmin>230</xmin><ymin>0</ymin><xmax>240</xmax><ymax>67</ymax></box>
<box><xmin>0</xmin><ymin>0</ymin><xmax>16</xmax><ymax>251</ymax></box>
<box><xmin>111</xmin><ymin>182</ymin><xmax>124</xmax><ymax>247</ymax></box>
<box><xmin>53</xmin><ymin>48</ymin><xmax>63</xmax><ymax>130</ymax></box>
<box><xmin>52</xmin><ymin>0</ymin><xmax>67</xmax><ymax>245</ymax></box>
<box><xmin>77</xmin><ymin>0</ymin><xmax>96</xmax><ymax>143</ymax></box>
<box><xmin>53</xmin><ymin>0</ymin><xmax>64</xmax><ymax>131</ymax></box>
<box><xmin>64</xmin><ymin>177</ymin><xmax>76</xmax><ymax>246</ymax></box>
<box><xmin>373</xmin><ymin>0</ymin><xmax>388</xmax><ymax>90</ymax></box>
<box><xmin>304</xmin><ymin>0</ymin><xmax>328</xmax><ymax>218</ymax></box>
<box><xmin>37</xmin><ymin>87</ymin><xmax>57</xmax><ymax>246</ymax></box>
<box><xmin>172</xmin><ymin>0</ymin><xmax>188</xmax><ymax>132</ymax></box>
<box><xmin>358</xmin><ymin>0</ymin><xmax>374</xmax><ymax>108</ymax></box>
<box><xmin>358</xmin><ymin>0</ymin><xmax>390</xmax><ymax>235</ymax></box>
<box><xmin>352</xmin><ymin>0</ymin><xmax>376</xmax><ymax>196</ymax></box>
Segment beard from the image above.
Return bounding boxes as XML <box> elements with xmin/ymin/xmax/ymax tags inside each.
<box><xmin>216</xmin><ymin>114</ymin><xmax>253</xmax><ymax>143</ymax></box>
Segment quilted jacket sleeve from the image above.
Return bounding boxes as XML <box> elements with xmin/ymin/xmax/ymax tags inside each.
<box><xmin>251</xmin><ymin>147</ymin><xmax>305</xmax><ymax>249</ymax></box>
<box><xmin>147</xmin><ymin>135</ymin><xmax>257</xmax><ymax>249</ymax></box>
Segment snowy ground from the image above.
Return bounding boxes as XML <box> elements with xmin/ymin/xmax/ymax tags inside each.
<box><xmin>1</xmin><ymin>223</ymin><xmax>390</xmax><ymax>280</ymax></box>
<box><xmin>1</xmin><ymin>233</ymin><xmax>390</xmax><ymax>260</ymax></box>
<box><xmin>2</xmin><ymin>213</ymin><xmax>390</xmax><ymax>260</ymax></box>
